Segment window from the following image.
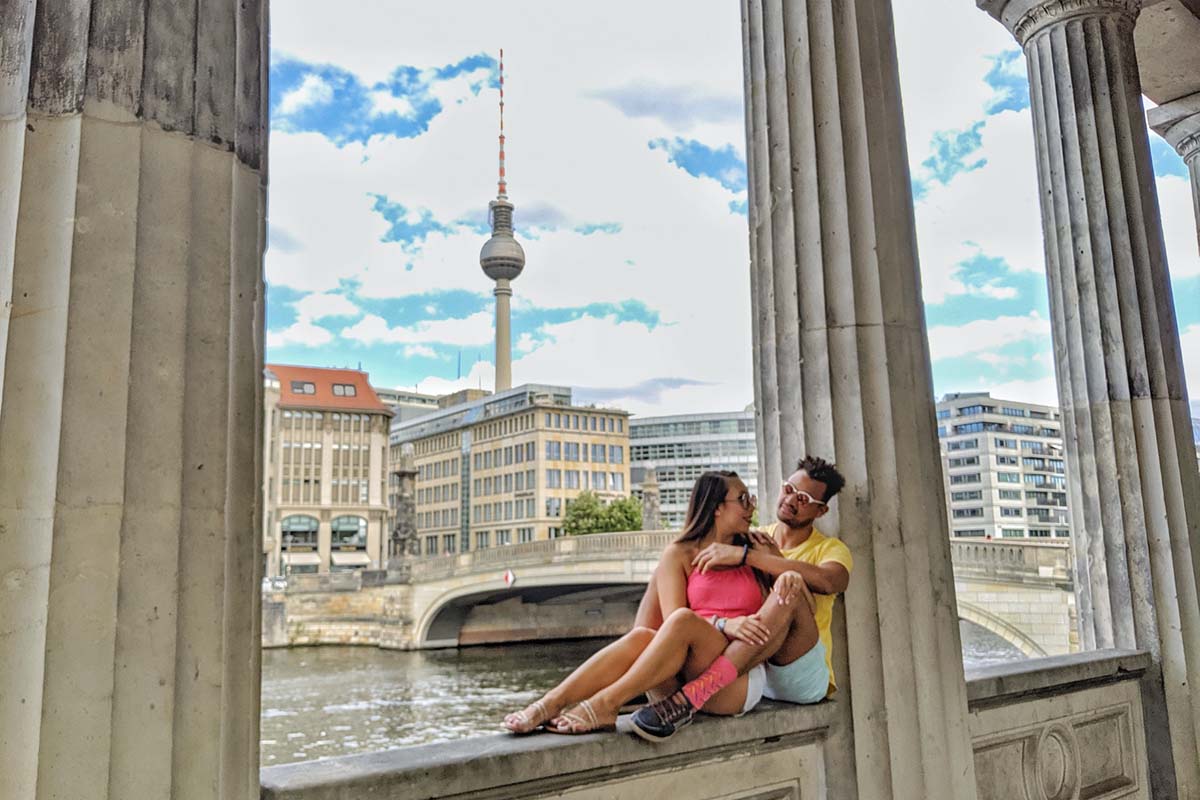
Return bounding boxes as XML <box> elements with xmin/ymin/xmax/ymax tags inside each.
<box><xmin>546</xmin><ymin>441</ymin><xmax>562</xmax><ymax>460</ymax></box>
<box><xmin>1001</xmin><ymin>406</ymin><xmax>1026</xmax><ymax>417</ymax></box>
<box><xmin>994</xmin><ymin>438</ymin><xmax>1017</xmax><ymax>449</ymax></box>
<box><xmin>1029</xmin><ymin>528</ymin><xmax>1052</xmax><ymax>538</ymax></box>
<box><xmin>936</xmin><ymin>409</ymin><xmax>951</xmax><ymax>419</ymax></box>
<box><xmin>953</xmin><ymin>508</ymin><xmax>983</xmax><ymax>518</ymax></box>
<box><xmin>948</xmin><ymin>456</ymin><xmax>979</xmax><ymax>467</ymax></box>
<box><xmin>564</xmin><ymin>442</ymin><xmax>580</xmax><ymax>461</ymax></box>
<box><xmin>425</xmin><ymin>536</ymin><xmax>437</xmax><ymax>556</ymax></box>
<box><xmin>290</xmin><ymin>380</ymin><xmax>316</xmax><ymax>395</ymax></box>
<box><xmin>955</xmin><ymin>529</ymin><xmax>986</xmax><ymax>537</ymax></box>
<box><xmin>999</xmin><ymin>489</ymin><xmax>1023</xmax><ymax>500</ymax></box>
<box><xmin>554</xmin><ymin>413</ymin><xmax>562</xmax><ymax>428</ymax></box>
<box><xmin>1001</xmin><ymin>528</ymin><xmax>1026</xmax><ymax>538</ymax></box>
<box><xmin>997</xmin><ymin>472</ymin><xmax>1021</xmax><ymax>483</ymax></box>
<box><xmin>281</xmin><ymin>515</ymin><xmax>319</xmax><ymax>548</ymax></box>
<box><xmin>518</xmin><ymin>527</ymin><xmax>534</xmax><ymax>543</ymax></box>
<box><xmin>331</xmin><ymin>383</ymin><xmax>357</xmax><ymax>397</ymax></box>
<box><xmin>548</xmin><ymin>527</ymin><xmax>563</xmax><ymax>539</ymax></box>
<box><xmin>546</xmin><ymin>497</ymin><xmax>562</xmax><ymax>517</ymax></box>
<box><xmin>592</xmin><ymin>472</ymin><xmax>606</xmax><ymax>490</ymax></box>
<box><xmin>950</xmin><ymin>473</ymin><xmax>981</xmax><ymax>484</ymax></box>
<box><xmin>591</xmin><ymin>444</ymin><xmax>607</xmax><ymax>463</ymax></box>
<box><xmin>950</xmin><ymin>490</ymin><xmax>982</xmax><ymax>501</ymax></box>
<box><xmin>937</xmin><ymin>426</ymin><xmax>947</xmax><ymax>438</ymax></box>
<box><xmin>1010</xmin><ymin>424</ymin><xmax>1035</xmax><ymax>435</ymax></box>
<box><xmin>946</xmin><ymin>438</ymin><xmax>978</xmax><ymax>451</ymax></box>
<box><xmin>476</xmin><ymin>531</ymin><xmax>490</xmax><ymax>549</ymax></box>
<box><xmin>526</xmin><ymin>442</ymin><xmax>535</xmax><ymax>461</ymax></box>
<box><xmin>443</xmin><ymin>534</ymin><xmax>457</xmax><ymax>554</ymax></box>
<box><xmin>515</xmin><ymin>472</ymin><xmax>525</xmax><ymax>491</ymax></box>
<box><xmin>610</xmin><ymin>472</ymin><xmax>624</xmax><ymax>491</ymax></box>
<box><xmin>955</xmin><ymin>422</ymin><xmax>984</xmax><ymax>434</ymax></box>
<box><xmin>997</xmin><ymin>455</ymin><xmax>1018</xmax><ymax>465</ymax></box>
<box><xmin>496</xmin><ymin>529</ymin><xmax>512</xmax><ymax>546</ymax></box>
<box><xmin>565</xmin><ymin>470</ymin><xmax>580</xmax><ymax>489</ymax></box>
<box><xmin>609</xmin><ymin>445</ymin><xmax>623</xmax><ymax>464</ymax></box>
<box><xmin>546</xmin><ymin>469</ymin><xmax>562</xmax><ymax>488</ymax></box>
<box><xmin>1000</xmin><ymin>507</ymin><xmax>1023</xmax><ymax>518</ymax></box>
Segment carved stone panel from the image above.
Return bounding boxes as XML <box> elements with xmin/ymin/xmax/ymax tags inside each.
<box><xmin>970</xmin><ymin>681</ymin><xmax>1146</xmax><ymax>800</ymax></box>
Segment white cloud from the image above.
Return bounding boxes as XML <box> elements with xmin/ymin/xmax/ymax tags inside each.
<box><xmin>294</xmin><ymin>292</ymin><xmax>361</xmax><ymax>320</ymax></box>
<box><xmin>368</xmin><ymin>90</ymin><xmax>416</xmax><ymax>118</ymax></box>
<box><xmin>266</xmin><ymin>319</ymin><xmax>335</xmax><ymax>348</ymax></box>
<box><xmin>342</xmin><ymin>311</ymin><xmax>495</xmax><ymax>347</ymax></box>
<box><xmin>403</xmin><ymin>344</ymin><xmax>439</xmax><ymax>359</ymax></box>
<box><xmin>927</xmin><ymin>312</ymin><xmax>1051</xmax><ymax>361</ymax></box>
<box><xmin>278</xmin><ymin>73</ymin><xmax>334</xmax><ymax>115</ymax></box>
<box><xmin>978</xmin><ymin>374</ymin><xmax>1060</xmax><ymax>407</ymax></box>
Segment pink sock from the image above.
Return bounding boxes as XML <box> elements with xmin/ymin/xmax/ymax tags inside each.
<box><xmin>681</xmin><ymin>655</ymin><xmax>738</xmax><ymax>709</ymax></box>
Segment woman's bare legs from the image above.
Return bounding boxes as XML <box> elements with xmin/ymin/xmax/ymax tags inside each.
<box><xmin>549</xmin><ymin>608</ymin><xmax>735</xmax><ymax>731</ymax></box>
<box><xmin>632</xmin><ymin>569</ymin><xmax>664</xmax><ymax>630</ymax></box>
<box><xmin>503</xmin><ymin>626</ymin><xmax>656</xmax><ymax>732</ymax></box>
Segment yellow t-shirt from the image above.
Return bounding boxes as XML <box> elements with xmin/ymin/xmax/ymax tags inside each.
<box><xmin>765</xmin><ymin>523</ymin><xmax>853</xmax><ymax>695</ymax></box>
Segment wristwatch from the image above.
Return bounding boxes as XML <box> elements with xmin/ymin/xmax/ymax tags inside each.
<box><xmin>716</xmin><ymin>617</ymin><xmax>728</xmax><ymax>634</ymax></box>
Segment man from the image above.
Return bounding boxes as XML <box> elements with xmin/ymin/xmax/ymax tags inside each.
<box><xmin>628</xmin><ymin>455</ymin><xmax>851</xmax><ymax>740</ymax></box>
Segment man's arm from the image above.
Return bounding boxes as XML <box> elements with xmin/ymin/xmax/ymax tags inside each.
<box><xmin>745</xmin><ymin>550</ymin><xmax>848</xmax><ymax>595</ymax></box>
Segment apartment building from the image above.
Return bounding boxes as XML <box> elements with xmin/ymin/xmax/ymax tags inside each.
<box><xmin>390</xmin><ymin>384</ymin><xmax>631</xmax><ymax>556</ymax></box>
<box><xmin>629</xmin><ymin>410</ymin><xmax>758</xmax><ymax>530</ymax></box>
<box><xmin>261</xmin><ymin>365</ymin><xmax>393</xmax><ymax>576</ymax></box>
<box><xmin>937</xmin><ymin>392</ymin><xmax>1070</xmax><ymax>540</ymax></box>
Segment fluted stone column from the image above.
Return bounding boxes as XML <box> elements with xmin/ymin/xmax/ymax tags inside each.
<box><xmin>741</xmin><ymin>1</ymin><xmax>977</xmax><ymax>798</ymax></box>
<box><xmin>0</xmin><ymin>1</ymin><xmax>268</xmax><ymax>798</ymax></box>
<box><xmin>1149</xmin><ymin>92</ymin><xmax>1200</xmax><ymax>253</ymax></box>
<box><xmin>980</xmin><ymin>1</ymin><xmax>1200</xmax><ymax>795</ymax></box>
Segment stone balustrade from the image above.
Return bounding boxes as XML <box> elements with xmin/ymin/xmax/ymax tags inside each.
<box><xmin>259</xmin><ymin>650</ymin><xmax>1152</xmax><ymax>800</ymax></box>
<box><xmin>950</xmin><ymin>537</ymin><xmax>1073</xmax><ymax>585</ymax></box>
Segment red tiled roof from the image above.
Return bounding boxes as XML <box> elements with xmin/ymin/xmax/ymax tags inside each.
<box><xmin>266</xmin><ymin>364</ymin><xmax>392</xmax><ymax>414</ymax></box>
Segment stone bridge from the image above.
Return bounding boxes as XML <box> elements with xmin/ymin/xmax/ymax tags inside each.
<box><xmin>264</xmin><ymin>532</ymin><xmax>1075</xmax><ymax>656</ymax></box>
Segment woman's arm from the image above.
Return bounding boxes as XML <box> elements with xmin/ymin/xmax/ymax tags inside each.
<box><xmin>656</xmin><ymin>545</ymin><xmax>691</xmax><ymax>620</ymax></box>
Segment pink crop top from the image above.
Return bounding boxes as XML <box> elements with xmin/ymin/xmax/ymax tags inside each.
<box><xmin>686</xmin><ymin>565</ymin><xmax>763</xmax><ymax>620</ymax></box>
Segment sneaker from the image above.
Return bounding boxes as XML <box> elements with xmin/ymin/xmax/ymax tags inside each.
<box><xmin>628</xmin><ymin>690</ymin><xmax>696</xmax><ymax>742</ymax></box>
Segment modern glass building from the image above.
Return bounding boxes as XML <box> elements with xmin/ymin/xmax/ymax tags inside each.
<box><xmin>630</xmin><ymin>410</ymin><xmax>758</xmax><ymax>530</ymax></box>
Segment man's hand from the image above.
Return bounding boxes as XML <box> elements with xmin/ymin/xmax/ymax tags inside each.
<box><xmin>773</xmin><ymin>572</ymin><xmax>816</xmax><ymax>614</ymax></box>
<box><xmin>749</xmin><ymin>530</ymin><xmax>783</xmax><ymax>557</ymax></box>
<box><xmin>692</xmin><ymin>542</ymin><xmax>745</xmax><ymax>573</ymax></box>
<box><xmin>724</xmin><ymin>615</ymin><xmax>771</xmax><ymax>646</ymax></box>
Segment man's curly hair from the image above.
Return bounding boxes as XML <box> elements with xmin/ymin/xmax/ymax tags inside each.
<box><xmin>797</xmin><ymin>455</ymin><xmax>845</xmax><ymax>502</ymax></box>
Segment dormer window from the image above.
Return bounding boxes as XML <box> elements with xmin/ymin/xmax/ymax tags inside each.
<box><xmin>290</xmin><ymin>380</ymin><xmax>316</xmax><ymax>395</ymax></box>
<box><xmin>332</xmin><ymin>383</ymin><xmax>357</xmax><ymax>397</ymax></box>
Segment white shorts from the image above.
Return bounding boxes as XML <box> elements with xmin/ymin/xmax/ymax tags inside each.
<box><xmin>740</xmin><ymin>663</ymin><xmax>767</xmax><ymax>715</ymax></box>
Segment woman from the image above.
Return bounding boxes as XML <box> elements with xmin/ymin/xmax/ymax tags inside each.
<box><xmin>503</xmin><ymin>470</ymin><xmax>804</xmax><ymax>734</ymax></box>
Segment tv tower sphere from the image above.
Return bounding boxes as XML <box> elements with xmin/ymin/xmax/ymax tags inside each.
<box><xmin>480</xmin><ymin>198</ymin><xmax>525</xmax><ymax>281</ymax></box>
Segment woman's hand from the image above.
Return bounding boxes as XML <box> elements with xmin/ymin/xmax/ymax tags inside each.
<box><xmin>773</xmin><ymin>572</ymin><xmax>816</xmax><ymax>614</ymax></box>
<box><xmin>723</xmin><ymin>615</ymin><xmax>771</xmax><ymax>647</ymax></box>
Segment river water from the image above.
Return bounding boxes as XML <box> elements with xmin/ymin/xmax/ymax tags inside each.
<box><xmin>260</xmin><ymin>621</ymin><xmax>1023</xmax><ymax>766</ymax></box>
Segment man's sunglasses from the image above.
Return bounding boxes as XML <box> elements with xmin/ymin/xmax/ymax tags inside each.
<box><xmin>781</xmin><ymin>481</ymin><xmax>826</xmax><ymax>508</ymax></box>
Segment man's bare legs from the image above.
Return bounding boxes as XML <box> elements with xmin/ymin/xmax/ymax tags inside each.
<box><xmin>503</xmin><ymin>626</ymin><xmax>656</xmax><ymax>732</ymax></box>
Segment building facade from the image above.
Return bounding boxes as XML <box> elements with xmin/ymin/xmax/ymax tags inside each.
<box><xmin>629</xmin><ymin>410</ymin><xmax>758</xmax><ymax>530</ymax></box>
<box><xmin>936</xmin><ymin>392</ymin><xmax>1069</xmax><ymax>540</ymax></box>
<box><xmin>390</xmin><ymin>384</ymin><xmax>630</xmax><ymax>556</ymax></box>
<box><xmin>373</xmin><ymin>387</ymin><xmax>441</xmax><ymax>422</ymax></box>
<box><xmin>262</xmin><ymin>365</ymin><xmax>393</xmax><ymax>576</ymax></box>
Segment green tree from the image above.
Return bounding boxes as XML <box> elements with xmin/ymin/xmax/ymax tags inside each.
<box><xmin>563</xmin><ymin>491</ymin><xmax>607</xmax><ymax>534</ymax></box>
<box><xmin>564</xmin><ymin>492</ymin><xmax>644</xmax><ymax>535</ymax></box>
<box><xmin>605</xmin><ymin>495</ymin><xmax>643</xmax><ymax>532</ymax></box>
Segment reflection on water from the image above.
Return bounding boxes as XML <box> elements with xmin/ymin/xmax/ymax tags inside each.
<box><xmin>261</xmin><ymin>625</ymin><xmax>1027</xmax><ymax>766</ymax></box>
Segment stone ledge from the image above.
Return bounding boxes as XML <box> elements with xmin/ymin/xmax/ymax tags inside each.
<box><xmin>965</xmin><ymin>648</ymin><xmax>1150</xmax><ymax>708</ymax></box>
<box><xmin>259</xmin><ymin>700</ymin><xmax>837</xmax><ymax>800</ymax></box>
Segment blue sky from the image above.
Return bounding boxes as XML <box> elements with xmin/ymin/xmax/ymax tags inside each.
<box><xmin>265</xmin><ymin>0</ymin><xmax>1200</xmax><ymax>417</ymax></box>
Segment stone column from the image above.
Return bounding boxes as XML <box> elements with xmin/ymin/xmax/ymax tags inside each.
<box><xmin>0</xmin><ymin>1</ymin><xmax>267</xmax><ymax>798</ymax></box>
<box><xmin>979</xmin><ymin>1</ymin><xmax>1200</xmax><ymax>795</ymax></box>
<box><xmin>1148</xmin><ymin>92</ymin><xmax>1200</xmax><ymax>253</ymax></box>
<box><xmin>741</xmin><ymin>1</ymin><xmax>977</xmax><ymax>798</ymax></box>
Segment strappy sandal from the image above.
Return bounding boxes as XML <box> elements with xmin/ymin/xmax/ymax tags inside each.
<box><xmin>503</xmin><ymin>698</ymin><xmax>553</xmax><ymax>734</ymax></box>
<box><xmin>547</xmin><ymin>699</ymin><xmax>616</xmax><ymax>735</ymax></box>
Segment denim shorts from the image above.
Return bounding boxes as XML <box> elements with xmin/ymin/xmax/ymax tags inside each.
<box><xmin>763</xmin><ymin>640</ymin><xmax>829</xmax><ymax>705</ymax></box>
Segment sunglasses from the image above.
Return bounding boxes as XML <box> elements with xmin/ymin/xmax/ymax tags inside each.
<box><xmin>781</xmin><ymin>481</ymin><xmax>826</xmax><ymax>508</ymax></box>
<box><xmin>727</xmin><ymin>491</ymin><xmax>757</xmax><ymax>510</ymax></box>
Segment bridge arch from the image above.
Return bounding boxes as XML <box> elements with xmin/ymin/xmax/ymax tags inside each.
<box><xmin>413</xmin><ymin>572</ymin><xmax>650</xmax><ymax>648</ymax></box>
<box><xmin>957</xmin><ymin>600</ymin><xmax>1047</xmax><ymax>659</ymax></box>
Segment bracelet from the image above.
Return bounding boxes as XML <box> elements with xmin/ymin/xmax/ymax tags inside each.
<box><xmin>716</xmin><ymin>617</ymin><xmax>728</xmax><ymax>634</ymax></box>
<box><xmin>739</xmin><ymin>543</ymin><xmax>749</xmax><ymax>566</ymax></box>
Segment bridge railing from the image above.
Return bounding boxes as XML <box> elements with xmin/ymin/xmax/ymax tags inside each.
<box><xmin>408</xmin><ymin>530</ymin><xmax>677</xmax><ymax>581</ymax></box>
<box><xmin>949</xmin><ymin>537</ymin><xmax>1072</xmax><ymax>584</ymax></box>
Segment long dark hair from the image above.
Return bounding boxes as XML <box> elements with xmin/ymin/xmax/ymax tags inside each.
<box><xmin>676</xmin><ymin>470</ymin><xmax>771</xmax><ymax>593</ymax></box>
<box><xmin>676</xmin><ymin>470</ymin><xmax>739</xmax><ymax>544</ymax></box>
